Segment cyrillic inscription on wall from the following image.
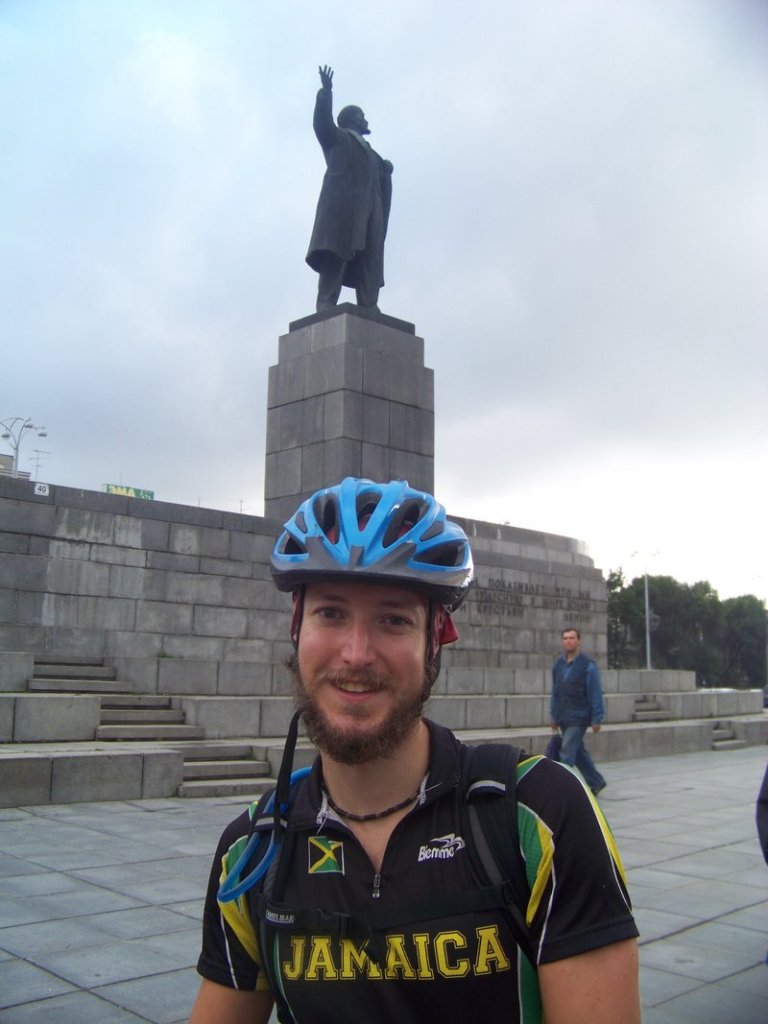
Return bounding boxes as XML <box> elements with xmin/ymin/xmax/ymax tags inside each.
<box><xmin>472</xmin><ymin>577</ymin><xmax>598</xmax><ymax>624</ymax></box>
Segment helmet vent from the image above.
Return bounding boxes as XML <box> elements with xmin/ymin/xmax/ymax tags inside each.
<box><xmin>382</xmin><ymin>499</ymin><xmax>427</xmax><ymax>548</ymax></box>
<box><xmin>413</xmin><ymin>541</ymin><xmax>465</xmax><ymax>567</ymax></box>
<box><xmin>314</xmin><ymin>495</ymin><xmax>340</xmax><ymax>545</ymax></box>
<box><xmin>420</xmin><ymin>520</ymin><xmax>443</xmax><ymax>541</ymax></box>
<box><xmin>355</xmin><ymin>493</ymin><xmax>380</xmax><ymax>531</ymax></box>
<box><xmin>283</xmin><ymin>536</ymin><xmax>306</xmax><ymax>556</ymax></box>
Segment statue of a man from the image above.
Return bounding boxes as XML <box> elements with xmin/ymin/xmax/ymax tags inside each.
<box><xmin>306</xmin><ymin>66</ymin><xmax>393</xmax><ymax>312</ymax></box>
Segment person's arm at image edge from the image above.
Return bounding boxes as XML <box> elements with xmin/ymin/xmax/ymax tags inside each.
<box><xmin>189</xmin><ymin>977</ymin><xmax>274</xmax><ymax>1024</ymax></box>
<box><xmin>539</xmin><ymin>938</ymin><xmax>641</xmax><ymax>1024</ymax></box>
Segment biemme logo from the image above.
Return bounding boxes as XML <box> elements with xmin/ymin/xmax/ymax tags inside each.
<box><xmin>308</xmin><ymin>835</ymin><xmax>345</xmax><ymax>875</ymax></box>
<box><xmin>417</xmin><ymin>833</ymin><xmax>466</xmax><ymax>862</ymax></box>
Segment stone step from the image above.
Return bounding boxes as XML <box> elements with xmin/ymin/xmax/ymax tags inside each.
<box><xmin>95</xmin><ymin>723</ymin><xmax>206</xmax><ymax>741</ymax></box>
<box><xmin>712</xmin><ymin>726</ymin><xmax>734</xmax><ymax>738</ymax></box>
<box><xmin>34</xmin><ymin>655</ymin><xmax>107</xmax><ymax>666</ymax></box>
<box><xmin>100</xmin><ymin>709</ymin><xmax>185</xmax><ymax>725</ymax></box>
<box><xmin>178</xmin><ymin>777</ymin><xmax>276</xmax><ymax>799</ymax></box>
<box><xmin>713</xmin><ymin>738</ymin><xmax>749</xmax><ymax>751</ymax></box>
<box><xmin>183</xmin><ymin>759</ymin><xmax>271</xmax><ymax>781</ymax></box>
<box><xmin>100</xmin><ymin>695</ymin><xmax>173</xmax><ymax>709</ymax></box>
<box><xmin>633</xmin><ymin>710</ymin><xmax>672</xmax><ymax>722</ymax></box>
<box><xmin>163</xmin><ymin>742</ymin><xmax>258</xmax><ymax>760</ymax></box>
<box><xmin>28</xmin><ymin>678</ymin><xmax>132</xmax><ymax>694</ymax></box>
<box><xmin>33</xmin><ymin>664</ymin><xmax>117</xmax><ymax>680</ymax></box>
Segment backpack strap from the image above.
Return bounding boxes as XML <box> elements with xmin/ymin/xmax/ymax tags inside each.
<box><xmin>459</xmin><ymin>742</ymin><xmax>536</xmax><ymax>966</ymax></box>
<box><xmin>217</xmin><ymin>772</ymin><xmax>309</xmax><ymax>1024</ymax></box>
<box><xmin>257</xmin><ymin>821</ymin><xmax>302</xmax><ymax>1024</ymax></box>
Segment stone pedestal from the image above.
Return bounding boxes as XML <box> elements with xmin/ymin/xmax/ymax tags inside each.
<box><xmin>264</xmin><ymin>304</ymin><xmax>434</xmax><ymax>521</ymax></box>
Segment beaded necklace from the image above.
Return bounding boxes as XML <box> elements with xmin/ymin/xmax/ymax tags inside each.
<box><xmin>325</xmin><ymin>789</ymin><xmax>420</xmax><ymax>823</ymax></box>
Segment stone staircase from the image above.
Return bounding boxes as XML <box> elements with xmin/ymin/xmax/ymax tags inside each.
<box><xmin>27</xmin><ymin>656</ymin><xmax>277</xmax><ymax>797</ymax></box>
<box><xmin>711</xmin><ymin>721</ymin><xmax>749</xmax><ymax>751</ymax></box>
<box><xmin>98</xmin><ymin>694</ymin><xmax>197</xmax><ymax>739</ymax></box>
<box><xmin>30</xmin><ymin>656</ymin><xmax>205</xmax><ymax>743</ymax></box>
<box><xmin>29</xmin><ymin>656</ymin><xmax>127</xmax><ymax>694</ymax></box>
<box><xmin>632</xmin><ymin>690</ymin><xmax>752</xmax><ymax>751</ymax></box>
<box><xmin>632</xmin><ymin>695</ymin><xmax>672</xmax><ymax>723</ymax></box>
<box><xmin>174</xmin><ymin>743</ymin><xmax>274</xmax><ymax>798</ymax></box>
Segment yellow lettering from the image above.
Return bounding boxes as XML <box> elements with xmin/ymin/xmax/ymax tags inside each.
<box><xmin>412</xmin><ymin>933</ymin><xmax>435</xmax><ymax>979</ymax></box>
<box><xmin>306</xmin><ymin>936</ymin><xmax>338</xmax><ymax>979</ymax></box>
<box><xmin>384</xmin><ymin>934</ymin><xmax>416</xmax><ymax>979</ymax></box>
<box><xmin>339</xmin><ymin>939</ymin><xmax>381</xmax><ymax>980</ymax></box>
<box><xmin>434</xmin><ymin>931</ymin><xmax>470</xmax><ymax>978</ymax></box>
<box><xmin>283</xmin><ymin>928</ymin><xmax>508</xmax><ymax>983</ymax></box>
<box><xmin>474</xmin><ymin>925</ymin><xmax>510</xmax><ymax>974</ymax></box>
<box><xmin>283</xmin><ymin>936</ymin><xmax>305</xmax><ymax>981</ymax></box>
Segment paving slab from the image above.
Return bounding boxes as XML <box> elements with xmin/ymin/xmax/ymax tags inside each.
<box><xmin>94</xmin><ymin>967</ymin><xmax>201</xmax><ymax>1024</ymax></box>
<box><xmin>0</xmin><ymin>869</ymin><xmax>91</xmax><ymax>899</ymax></box>
<box><xmin>719</xmin><ymin>902</ymin><xmax>768</xmax><ymax>935</ymax></box>
<box><xmin>23</xmin><ymin>885</ymin><xmax>145</xmax><ymax>920</ymax></box>
<box><xmin>0</xmin><ymin>990</ymin><xmax>150</xmax><ymax>1023</ymax></box>
<box><xmin>0</xmin><ymin>855</ymin><xmax>47</xmax><ymax>880</ymax></box>
<box><xmin>636</xmin><ymin>878</ymin><xmax>761</xmax><ymax>919</ymax></box>
<box><xmin>632</xmin><ymin>907</ymin><xmax>700</xmax><ymax>943</ymax></box>
<box><xmin>0</xmin><ymin>958</ymin><xmax>75</xmax><ymax>1006</ymax></box>
<box><xmin>27</xmin><ymin>934</ymin><xmax>192</xmax><ymax>989</ymax></box>
<box><xmin>641</xmin><ymin>971</ymin><xmax>768</xmax><ymax>1024</ymax></box>
<box><xmin>0</xmin><ymin>918</ymin><xmax>107</xmax><ymax>958</ymax></box>
<box><xmin>639</xmin><ymin>963</ymin><xmax>703</xmax><ymax>1006</ymax></box>
<box><xmin>79</xmin><ymin>906</ymin><xmax>198</xmax><ymax>941</ymax></box>
<box><xmin>0</xmin><ymin>743</ymin><xmax>766</xmax><ymax>1023</ymax></box>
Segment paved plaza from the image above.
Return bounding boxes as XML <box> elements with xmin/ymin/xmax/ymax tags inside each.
<box><xmin>1</xmin><ymin>743</ymin><xmax>766</xmax><ymax>1023</ymax></box>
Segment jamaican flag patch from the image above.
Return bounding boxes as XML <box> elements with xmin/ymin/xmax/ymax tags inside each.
<box><xmin>308</xmin><ymin>835</ymin><xmax>345</xmax><ymax>875</ymax></box>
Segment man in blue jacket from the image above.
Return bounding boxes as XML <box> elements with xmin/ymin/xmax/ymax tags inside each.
<box><xmin>550</xmin><ymin>628</ymin><xmax>607</xmax><ymax>796</ymax></box>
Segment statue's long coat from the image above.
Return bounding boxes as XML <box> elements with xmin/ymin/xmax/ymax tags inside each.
<box><xmin>306</xmin><ymin>89</ymin><xmax>392</xmax><ymax>289</ymax></box>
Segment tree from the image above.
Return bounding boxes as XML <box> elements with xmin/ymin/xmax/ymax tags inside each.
<box><xmin>606</xmin><ymin>569</ymin><xmax>630</xmax><ymax>668</ymax></box>
<box><xmin>720</xmin><ymin>595</ymin><xmax>767</xmax><ymax>687</ymax></box>
<box><xmin>606</xmin><ymin>571</ymin><xmax>767</xmax><ymax>688</ymax></box>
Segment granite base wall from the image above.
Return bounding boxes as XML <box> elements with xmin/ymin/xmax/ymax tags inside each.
<box><xmin>0</xmin><ymin>475</ymin><xmax>608</xmax><ymax>681</ymax></box>
<box><xmin>0</xmin><ymin>748</ymin><xmax>183</xmax><ymax>807</ymax></box>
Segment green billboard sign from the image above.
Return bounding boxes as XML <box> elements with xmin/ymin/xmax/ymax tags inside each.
<box><xmin>103</xmin><ymin>484</ymin><xmax>154</xmax><ymax>500</ymax></box>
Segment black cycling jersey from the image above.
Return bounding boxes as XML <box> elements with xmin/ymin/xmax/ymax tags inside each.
<box><xmin>197</xmin><ymin>720</ymin><xmax>637</xmax><ymax>1024</ymax></box>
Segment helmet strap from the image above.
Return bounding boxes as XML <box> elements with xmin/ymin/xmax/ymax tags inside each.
<box><xmin>426</xmin><ymin>602</ymin><xmax>459</xmax><ymax>684</ymax></box>
<box><xmin>273</xmin><ymin>709</ymin><xmax>303</xmax><ymax>840</ymax></box>
<box><xmin>290</xmin><ymin>588</ymin><xmax>305</xmax><ymax>647</ymax></box>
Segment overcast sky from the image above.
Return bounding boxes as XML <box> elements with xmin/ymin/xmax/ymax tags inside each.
<box><xmin>2</xmin><ymin>0</ymin><xmax>766</xmax><ymax>601</ymax></box>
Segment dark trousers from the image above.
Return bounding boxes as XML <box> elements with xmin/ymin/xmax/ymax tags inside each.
<box><xmin>559</xmin><ymin>725</ymin><xmax>606</xmax><ymax>794</ymax></box>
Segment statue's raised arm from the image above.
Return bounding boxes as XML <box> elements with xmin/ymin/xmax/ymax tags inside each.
<box><xmin>305</xmin><ymin>67</ymin><xmax>393</xmax><ymax>313</ymax></box>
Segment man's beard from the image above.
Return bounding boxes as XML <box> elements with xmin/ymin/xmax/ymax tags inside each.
<box><xmin>292</xmin><ymin>663</ymin><xmax>435</xmax><ymax>765</ymax></box>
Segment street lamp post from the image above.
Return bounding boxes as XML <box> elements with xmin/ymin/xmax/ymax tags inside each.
<box><xmin>0</xmin><ymin>417</ymin><xmax>48</xmax><ymax>477</ymax></box>
<box><xmin>630</xmin><ymin>550</ymin><xmax>658</xmax><ymax>671</ymax></box>
<box><xmin>643</xmin><ymin>572</ymin><xmax>652</xmax><ymax>670</ymax></box>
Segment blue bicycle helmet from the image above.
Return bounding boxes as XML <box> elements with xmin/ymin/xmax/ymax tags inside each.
<box><xmin>271</xmin><ymin>477</ymin><xmax>474</xmax><ymax>611</ymax></box>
